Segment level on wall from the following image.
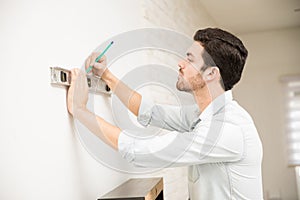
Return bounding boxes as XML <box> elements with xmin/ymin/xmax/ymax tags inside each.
<box><xmin>50</xmin><ymin>67</ymin><xmax>111</xmax><ymax>95</ymax></box>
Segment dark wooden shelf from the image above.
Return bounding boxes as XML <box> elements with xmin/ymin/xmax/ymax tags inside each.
<box><xmin>98</xmin><ymin>177</ymin><xmax>164</xmax><ymax>200</ymax></box>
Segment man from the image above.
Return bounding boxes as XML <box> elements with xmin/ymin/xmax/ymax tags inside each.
<box><xmin>67</xmin><ymin>28</ymin><xmax>263</xmax><ymax>199</ymax></box>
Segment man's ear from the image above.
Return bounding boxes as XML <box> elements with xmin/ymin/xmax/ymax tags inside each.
<box><xmin>204</xmin><ymin>67</ymin><xmax>220</xmax><ymax>82</ymax></box>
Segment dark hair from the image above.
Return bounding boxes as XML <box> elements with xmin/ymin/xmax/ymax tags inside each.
<box><xmin>193</xmin><ymin>28</ymin><xmax>248</xmax><ymax>91</ymax></box>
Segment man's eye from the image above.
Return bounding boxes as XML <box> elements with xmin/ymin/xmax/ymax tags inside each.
<box><xmin>187</xmin><ymin>59</ymin><xmax>193</xmax><ymax>63</ymax></box>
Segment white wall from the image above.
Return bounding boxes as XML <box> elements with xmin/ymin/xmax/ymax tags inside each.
<box><xmin>142</xmin><ymin>0</ymin><xmax>216</xmax><ymax>36</ymax></box>
<box><xmin>0</xmin><ymin>0</ymin><xmax>144</xmax><ymax>199</ymax></box>
<box><xmin>235</xmin><ymin>27</ymin><xmax>300</xmax><ymax>200</ymax></box>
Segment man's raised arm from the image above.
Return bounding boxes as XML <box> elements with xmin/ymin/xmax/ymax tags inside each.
<box><xmin>86</xmin><ymin>52</ymin><xmax>198</xmax><ymax>132</ymax></box>
<box><xmin>102</xmin><ymin>69</ymin><xmax>142</xmax><ymax>117</ymax></box>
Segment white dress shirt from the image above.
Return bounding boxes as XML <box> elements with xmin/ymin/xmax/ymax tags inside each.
<box><xmin>118</xmin><ymin>91</ymin><xmax>263</xmax><ymax>200</ymax></box>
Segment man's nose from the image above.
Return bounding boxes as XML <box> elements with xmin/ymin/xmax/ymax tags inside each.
<box><xmin>178</xmin><ymin>60</ymin><xmax>186</xmax><ymax>69</ymax></box>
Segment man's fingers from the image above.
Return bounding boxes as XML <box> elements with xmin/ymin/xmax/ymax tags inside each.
<box><xmin>70</xmin><ymin>68</ymin><xmax>80</xmax><ymax>83</ymax></box>
<box><xmin>93</xmin><ymin>62</ymin><xmax>107</xmax><ymax>77</ymax></box>
<box><xmin>78</xmin><ymin>70</ymin><xmax>88</xmax><ymax>89</ymax></box>
<box><xmin>78</xmin><ymin>69</ymin><xmax>86</xmax><ymax>79</ymax></box>
<box><xmin>85</xmin><ymin>52</ymin><xmax>107</xmax><ymax>77</ymax></box>
<box><xmin>91</xmin><ymin>52</ymin><xmax>100</xmax><ymax>62</ymax></box>
<box><xmin>93</xmin><ymin>62</ymin><xmax>105</xmax><ymax>69</ymax></box>
<box><xmin>91</xmin><ymin>52</ymin><xmax>107</xmax><ymax>64</ymax></box>
<box><xmin>97</xmin><ymin>55</ymin><xmax>106</xmax><ymax>63</ymax></box>
<box><xmin>85</xmin><ymin>52</ymin><xmax>100</xmax><ymax>73</ymax></box>
<box><xmin>85</xmin><ymin>56</ymin><xmax>92</xmax><ymax>71</ymax></box>
<box><xmin>70</xmin><ymin>69</ymin><xmax>76</xmax><ymax>83</ymax></box>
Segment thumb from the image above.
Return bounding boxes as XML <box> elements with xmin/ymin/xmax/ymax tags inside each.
<box><xmin>70</xmin><ymin>68</ymin><xmax>79</xmax><ymax>84</ymax></box>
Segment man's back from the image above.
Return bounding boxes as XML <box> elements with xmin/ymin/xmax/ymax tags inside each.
<box><xmin>188</xmin><ymin>99</ymin><xmax>263</xmax><ymax>199</ymax></box>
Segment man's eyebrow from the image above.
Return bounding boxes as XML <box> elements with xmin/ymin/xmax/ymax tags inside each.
<box><xmin>186</xmin><ymin>52</ymin><xmax>194</xmax><ymax>57</ymax></box>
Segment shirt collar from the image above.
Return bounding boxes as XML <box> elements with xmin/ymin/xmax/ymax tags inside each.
<box><xmin>199</xmin><ymin>90</ymin><xmax>233</xmax><ymax>121</ymax></box>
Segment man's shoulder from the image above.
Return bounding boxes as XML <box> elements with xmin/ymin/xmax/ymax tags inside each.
<box><xmin>216</xmin><ymin>101</ymin><xmax>255</xmax><ymax>125</ymax></box>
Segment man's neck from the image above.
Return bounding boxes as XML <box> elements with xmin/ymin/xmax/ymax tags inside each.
<box><xmin>193</xmin><ymin>85</ymin><xmax>225</xmax><ymax>113</ymax></box>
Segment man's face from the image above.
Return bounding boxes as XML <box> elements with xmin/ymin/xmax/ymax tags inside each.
<box><xmin>176</xmin><ymin>41</ymin><xmax>207</xmax><ymax>92</ymax></box>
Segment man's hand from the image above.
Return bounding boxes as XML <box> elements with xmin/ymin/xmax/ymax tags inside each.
<box><xmin>84</xmin><ymin>51</ymin><xmax>142</xmax><ymax>117</ymax></box>
<box><xmin>67</xmin><ymin>68</ymin><xmax>88</xmax><ymax>117</ymax></box>
<box><xmin>85</xmin><ymin>52</ymin><xmax>108</xmax><ymax>78</ymax></box>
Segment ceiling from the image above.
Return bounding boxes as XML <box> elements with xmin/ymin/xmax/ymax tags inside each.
<box><xmin>199</xmin><ymin>0</ymin><xmax>300</xmax><ymax>34</ymax></box>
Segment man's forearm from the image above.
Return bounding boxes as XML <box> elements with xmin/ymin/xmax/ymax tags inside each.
<box><xmin>74</xmin><ymin>108</ymin><xmax>121</xmax><ymax>150</ymax></box>
<box><xmin>102</xmin><ymin>70</ymin><xmax>142</xmax><ymax>116</ymax></box>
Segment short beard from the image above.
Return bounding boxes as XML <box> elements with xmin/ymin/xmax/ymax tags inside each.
<box><xmin>176</xmin><ymin>80</ymin><xmax>191</xmax><ymax>92</ymax></box>
<box><xmin>176</xmin><ymin>73</ymin><xmax>206</xmax><ymax>92</ymax></box>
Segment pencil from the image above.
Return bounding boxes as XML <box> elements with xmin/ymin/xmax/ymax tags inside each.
<box><xmin>86</xmin><ymin>41</ymin><xmax>114</xmax><ymax>73</ymax></box>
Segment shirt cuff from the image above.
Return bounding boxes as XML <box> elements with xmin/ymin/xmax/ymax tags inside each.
<box><xmin>118</xmin><ymin>130</ymin><xmax>135</xmax><ymax>163</ymax></box>
<box><xmin>137</xmin><ymin>96</ymin><xmax>155</xmax><ymax>127</ymax></box>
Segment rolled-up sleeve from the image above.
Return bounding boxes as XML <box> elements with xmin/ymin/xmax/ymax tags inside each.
<box><xmin>137</xmin><ymin>96</ymin><xmax>199</xmax><ymax>132</ymax></box>
<box><xmin>118</xmin><ymin>119</ymin><xmax>245</xmax><ymax>168</ymax></box>
<box><xmin>118</xmin><ymin>131</ymin><xmax>136</xmax><ymax>163</ymax></box>
<box><xmin>136</xmin><ymin>97</ymin><xmax>155</xmax><ymax>127</ymax></box>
